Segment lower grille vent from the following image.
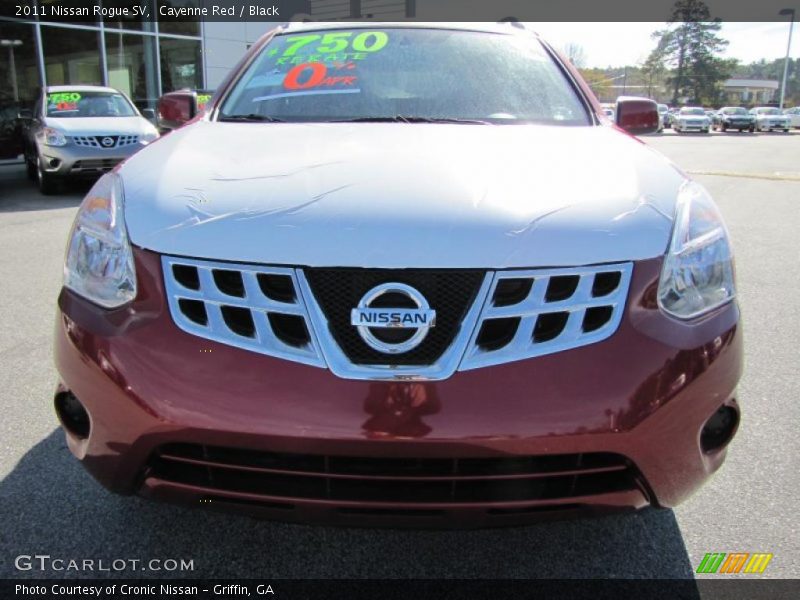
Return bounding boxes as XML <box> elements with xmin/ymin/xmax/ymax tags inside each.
<box><xmin>148</xmin><ymin>443</ymin><xmax>642</xmax><ymax>506</ymax></box>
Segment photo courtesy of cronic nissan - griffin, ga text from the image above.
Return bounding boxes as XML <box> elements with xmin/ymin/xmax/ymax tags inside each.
<box><xmin>54</xmin><ymin>22</ymin><xmax>742</xmax><ymax>527</ymax></box>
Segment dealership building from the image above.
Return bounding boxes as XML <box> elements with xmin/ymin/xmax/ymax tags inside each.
<box><xmin>0</xmin><ymin>1</ymin><xmax>413</xmax><ymax>114</ymax></box>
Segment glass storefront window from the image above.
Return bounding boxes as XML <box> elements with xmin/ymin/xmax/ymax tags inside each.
<box><xmin>0</xmin><ymin>20</ymin><xmax>39</xmax><ymax>104</ymax></box>
<box><xmin>1</xmin><ymin>1</ymin><xmax>33</xmax><ymax>19</ymax></box>
<box><xmin>160</xmin><ymin>37</ymin><xmax>202</xmax><ymax>92</ymax></box>
<box><xmin>0</xmin><ymin>20</ymin><xmax>40</xmax><ymax>159</ymax></box>
<box><xmin>105</xmin><ymin>32</ymin><xmax>159</xmax><ymax>110</ymax></box>
<box><xmin>40</xmin><ymin>26</ymin><xmax>102</xmax><ymax>86</ymax></box>
<box><xmin>157</xmin><ymin>1</ymin><xmax>200</xmax><ymax>36</ymax></box>
<box><xmin>103</xmin><ymin>0</ymin><xmax>156</xmax><ymax>32</ymax></box>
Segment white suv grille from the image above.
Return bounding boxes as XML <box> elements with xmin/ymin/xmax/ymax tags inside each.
<box><xmin>72</xmin><ymin>135</ymin><xmax>140</xmax><ymax>148</ymax></box>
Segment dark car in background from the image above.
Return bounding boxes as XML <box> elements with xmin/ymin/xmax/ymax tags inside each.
<box><xmin>712</xmin><ymin>107</ymin><xmax>755</xmax><ymax>133</ymax></box>
<box><xmin>0</xmin><ymin>101</ymin><xmax>27</xmax><ymax>161</ymax></box>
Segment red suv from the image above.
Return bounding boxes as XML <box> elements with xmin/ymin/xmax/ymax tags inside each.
<box><xmin>54</xmin><ymin>23</ymin><xmax>741</xmax><ymax>527</ymax></box>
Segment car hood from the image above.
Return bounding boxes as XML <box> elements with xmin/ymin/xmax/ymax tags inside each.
<box><xmin>121</xmin><ymin>121</ymin><xmax>684</xmax><ymax>269</ymax></box>
<box><xmin>44</xmin><ymin>116</ymin><xmax>151</xmax><ymax>136</ymax></box>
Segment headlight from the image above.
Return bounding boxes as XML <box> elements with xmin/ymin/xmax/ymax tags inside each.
<box><xmin>64</xmin><ymin>173</ymin><xmax>137</xmax><ymax>309</ymax></box>
<box><xmin>658</xmin><ymin>182</ymin><xmax>736</xmax><ymax>319</ymax></box>
<box><xmin>140</xmin><ymin>125</ymin><xmax>160</xmax><ymax>144</ymax></box>
<box><xmin>43</xmin><ymin>127</ymin><xmax>67</xmax><ymax>147</ymax></box>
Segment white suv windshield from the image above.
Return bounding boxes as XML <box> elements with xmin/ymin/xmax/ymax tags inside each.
<box><xmin>219</xmin><ymin>27</ymin><xmax>589</xmax><ymax>125</ymax></box>
<box><xmin>46</xmin><ymin>91</ymin><xmax>137</xmax><ymax>118</ymax></box>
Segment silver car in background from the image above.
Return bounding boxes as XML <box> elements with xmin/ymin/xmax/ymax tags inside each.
<box><xmin>782</xmin><ymin>106</ymin><xmax>800</xmax><ymax>129</ymax></box>
<box><xmin>672</xmin><ymin>107</ymin><xmax>711</xmax><ymax>134</ymax></box>
<box><xmin>22</xmin><ymin>85</ymin><xmax>159</xmax><ymax>194</ymax></box>
<box><xmin>750</xmin><ymin>107</ymin><xmax>791</xmax><ymax>133</ymax></box>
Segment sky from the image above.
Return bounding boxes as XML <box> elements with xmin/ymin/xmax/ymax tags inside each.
<box><xmin>532</xmin><ymin>22</ymin><xmax>798</xmax><ymax>68</ymax></box>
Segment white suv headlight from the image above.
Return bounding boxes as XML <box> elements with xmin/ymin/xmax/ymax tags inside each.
<box><xmin>140</xmin><ymin>123</ymin><xmax>160</xmax><ymax>144</ymax></box>
<box><xmin>43</xmin><ymin>127</ymin><xmax>67</xmax><ymax>147</ymax></box>
<box><xmin>64</xmin><ymin>173</ymin><xmax>137</xmax><ymax>308</ymax></box>
<box><xmin>658</xmin><ymin>181</ymin><xmax>736</xmax><ymax>319</ymax></box>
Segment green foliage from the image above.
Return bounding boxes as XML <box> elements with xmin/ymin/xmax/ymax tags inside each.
<box><xmin>736</xmin><ymin>58</ymin><xmax>799</xmax><ymax>106</ymax></box>
<box><xmin>647</xmin><ymin>0</ymin><xmax>734</xmax><ymax>105</ymax></box>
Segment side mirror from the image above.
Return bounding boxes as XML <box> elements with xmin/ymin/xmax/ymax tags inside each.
<box><xmin>157</xmin><ymin>91</ymin><xmax>196</xmax><ymax>132</ymax></box>
<box><xmin>615</xmin><ymin>96</ymin><xmax>660</xmax><ymax>135</ymax></box>
<box><xmin>141</xmin><ymin>108</ymin><xmax>156</xmax><ymax>122</ymax></box>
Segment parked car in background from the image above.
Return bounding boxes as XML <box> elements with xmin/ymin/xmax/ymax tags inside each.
<box><xmin>53</xmin><ymin>22</ymin><xmax>741</xmax><ymax>528</ymax></box>
<box><xmin>667</xmin><ymin>107</ymin><xmax>681</xmax><ymax>128</ymax></box>
<box><xmin>673</xmin><ymin>107</ymin><xmax>711</xmax><ymax>133</ymax></box>
<box><xmin>22</xmin><ymin>86</ymin><xmax>159</xmax><ymax>194</ymax></box>
<box><xmin>783</xmin><ymin>107</ymin><xmax>800</xmax><ymax>129</ymax></box>
<box><xmin>750</xmin><ymin>107</ymin><xmax>791</xmax><ymax>132</ymax></box>
<box><xmin>157</xmin><ymin>89</ymin><xmax>214</xmax><ymax>133</ymax></box>
<box><xmin>0</xmin><ymin>97</ymin><xmax>28</xmax><ymax>160</ymax></box>
<box><xmin>712</xmin><ymin>107</ymin><xmax>755</xmax><ymax>133</ymax></box>
<box><xmin>657</xmin><ymin>104</ymin><xmax>669</xmax><ymax>130</ymax></box>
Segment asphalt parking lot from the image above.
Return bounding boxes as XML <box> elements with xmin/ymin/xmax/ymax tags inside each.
<box><xmin>1</xmin><ymin>128</ymin><xmax>798</xmax><ymax>581</ymax></box>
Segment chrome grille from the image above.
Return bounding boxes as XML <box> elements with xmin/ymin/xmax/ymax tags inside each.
<box><xmin>162</xmin><ymin>257</ymin><xmax>632</xmax><ymax>378</ymax></box>
<box><xmin>73</xmin><ymin>136</ymin><xmax>101</xmax><ymax>148</ymax></box>
<box><xmin>72</xmin><ymin>135</ymin><xmax>139</xmax><ymax>148</ymax></box>
<box><xmin>161</xmin><ymin>256</ymin><xmax>325</xmax><ymax>368</ymax></box>
<box><xmin>459</xmin><ymin>263</ymin><xmax>633</xmax><ymax>371</ymax></box>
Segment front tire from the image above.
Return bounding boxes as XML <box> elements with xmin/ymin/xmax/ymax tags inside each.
<box><xmin>36</xmin><ymin>156</ymin><xmax>60</xmax><ymax>195</ymax></box>
<box><xmin>25</xmin><ymin>152</ymin><xmax>37</xmax><ymax>181</ymax></box>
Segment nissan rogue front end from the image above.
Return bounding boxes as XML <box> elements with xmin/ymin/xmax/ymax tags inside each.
<box><xmin>53</xmin><ymin>23</ymin><xmax>742</xmax><ymax>527</ymax></box>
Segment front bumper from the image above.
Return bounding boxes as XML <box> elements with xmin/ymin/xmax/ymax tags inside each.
<box><xmin>722</xmin><ymin>120</ymin><xmax>753</xmax><ymax>130</ymax></box>
<box><xmin>54</xmin><ymin>248</ymin><xmax>743</xmax><ymax>527</ymax></box>
<box><xmin>758</xmin><ymin>121</ymin><xmax>790</xmax><ymax>130</ymax></box>
<box><xmin>39</xmin><ymin>141</ymin><xmax>146</xmax><ymax>177</ymax></box>
<box><xmin>677</xmin><ymin>121</ymin><xmax>709</xmax><ymax>131</ymax></box>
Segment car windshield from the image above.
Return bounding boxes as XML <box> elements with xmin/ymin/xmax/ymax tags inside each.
<box><xmin>46</xmin><ymin>90</ymin><xmax>137</xmax><ymax>118</ymax></box>
<box><xmin>657</xmin><ymin>104</ymin><xmax>668</xmax><ymax>112</ymax></box>
<box><xmin>219</xmin><ymin>27</ymin><xmax>589</xmax><ymax>125</ymax></box>
<box><xmin>680</xmin><ymin>108</ymin><xmax>706</xmax><ymax>115</ymax></box>
<box><xmin>722</xmin><ymin>108</ymin><xmax>747</xmax><ymax>115</ymax></box>
<box><xmin>757</xmin><ymin>108</ymin><xmax>780</xmax><ymax>115</ymax></box>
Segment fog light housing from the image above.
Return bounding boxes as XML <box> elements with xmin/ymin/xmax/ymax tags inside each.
<box><xmin>700</xmin><ymin>404</ymin><xmax>739</xmax><ymax>453</ymax></box>
<box><xmin>55</xmin><ymin>391</ymin><xmax>91</xmax><ymax>439</ymax></box>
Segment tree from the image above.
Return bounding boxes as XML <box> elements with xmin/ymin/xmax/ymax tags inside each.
<box><xmin>562</xmin><ymin>43</ymin><xmax>587</xmax><ymax>69</ymax></box>
<box><xmin>642</xmin><ymin>33</ymin><xmax>670</xmax><ymax>98</ymax></box>
<box><xmin>649</xmin><ymin>0</ymin><xmax>732</xmax><ymax>105</ymax></box>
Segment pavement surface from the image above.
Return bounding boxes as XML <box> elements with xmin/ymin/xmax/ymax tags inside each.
<box><xmin>0</xmin><ymin>128</ymin><xmax>798</xmax><ymax>581</ymax></box>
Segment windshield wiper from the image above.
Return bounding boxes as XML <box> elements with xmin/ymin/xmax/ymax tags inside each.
<box><xmin>331</xmin><ymin>116</ymin><xmax>490</xmax><ymax>124</ymax></box>
<box><xmin>218</xmin><ymin>114</ymin><xmax>286</xmax><ymax>122</ymax></box>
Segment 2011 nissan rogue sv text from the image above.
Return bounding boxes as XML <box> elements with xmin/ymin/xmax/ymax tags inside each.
<box><xmin>54</xmin><ymin>23</ymin><xmax>742</xmax><ymax>527</ymax></box>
